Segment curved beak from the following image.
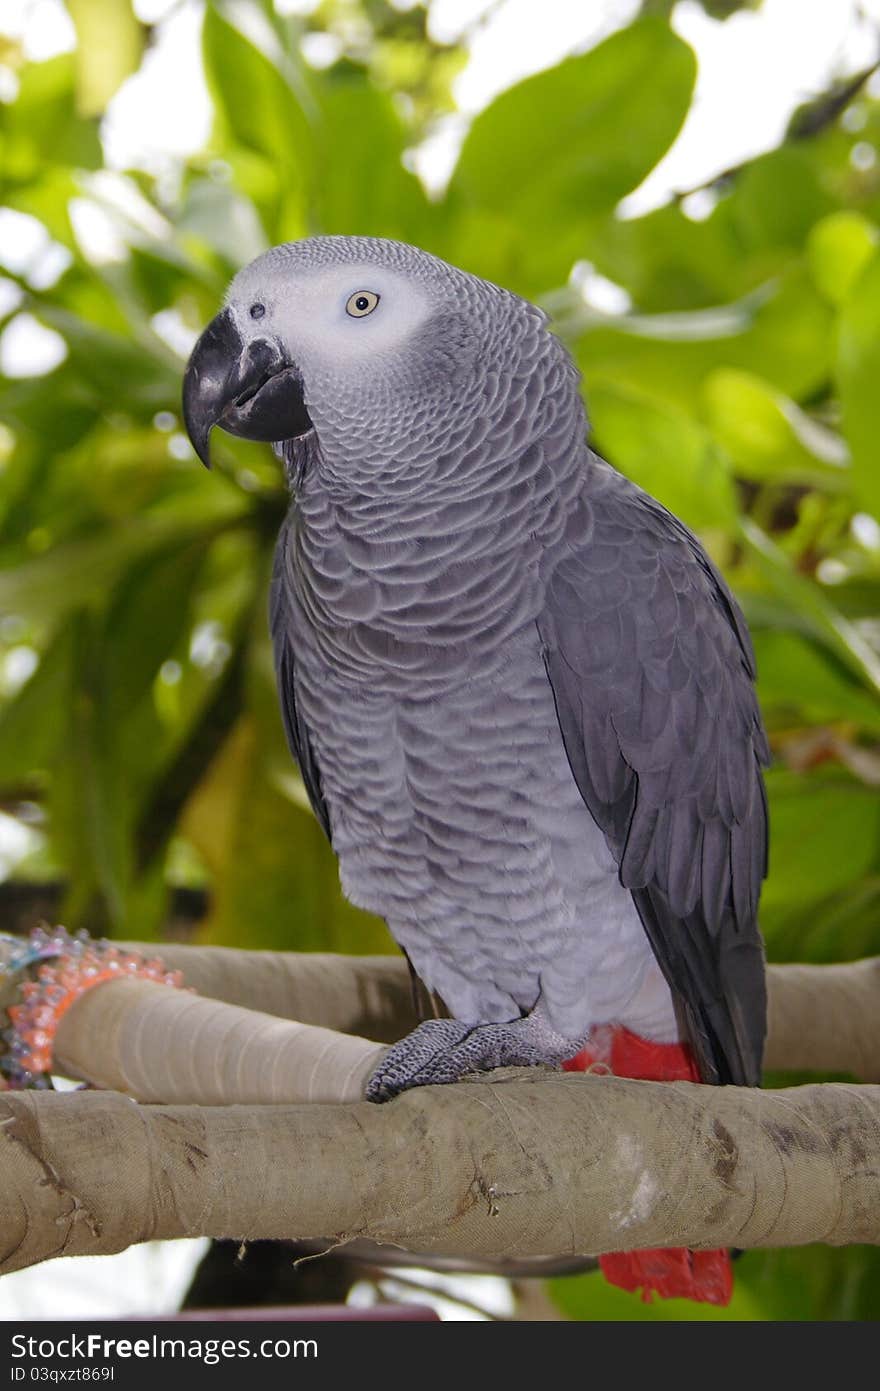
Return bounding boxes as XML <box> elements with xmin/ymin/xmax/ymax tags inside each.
<box><xmin>182</xmin><ymin>307</ymin><xmax>312</xmax><ymax>467</ymax></box>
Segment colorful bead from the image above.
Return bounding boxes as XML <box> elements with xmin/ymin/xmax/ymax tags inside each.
<box><xmin>0</xmin><ymin>926</ymin><xmax>186</xmax><ymax>1089</ymax></box>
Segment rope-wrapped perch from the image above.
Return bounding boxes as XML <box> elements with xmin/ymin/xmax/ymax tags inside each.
<box><xmin>55</xmin><ymin>977</ymin><xmax>385</xmax><ymax>1104</ymax></box>
<box><xmin>1</xmin><ymin>1072</ymin><xmax>878</xmax><ymax>1275</ymax></box>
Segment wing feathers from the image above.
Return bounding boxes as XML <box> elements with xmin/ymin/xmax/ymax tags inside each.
<box><xmin>539</xmin><ymin>460</ymin><xmax>769</xmax><ymax>1086</ymax></box>
<box><xmin>269</xmin><ymin>523</ymin><xmax>332</xmax><ymax>841</ymax></box>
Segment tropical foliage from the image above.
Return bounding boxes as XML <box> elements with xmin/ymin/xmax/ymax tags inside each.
<box><xmin>0</xmin><ymin>0</ymin><xmax>878</xmax><ymax>1319</ymax></box>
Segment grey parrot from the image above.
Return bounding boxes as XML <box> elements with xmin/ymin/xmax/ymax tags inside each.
<box><xmin>182</xmin><ymin>236</ymin><xmax>769</xmax><ymax>1110</ymax></box>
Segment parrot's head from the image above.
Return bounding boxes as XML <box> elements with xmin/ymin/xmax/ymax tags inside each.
<box><xmin>182</xmin><ymin>236</ymin><xmax>550</xmax><ymax>470</ymax></box>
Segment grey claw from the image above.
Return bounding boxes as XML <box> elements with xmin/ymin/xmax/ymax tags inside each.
<box><xmin>365</xmin><ymin>1013</ymin><xmax>587</xmax><ymax>1103</ymax></box>
<box><xmin>366</xmin><ymin>1019</ymin><xmax>472</xmax><ymax>1102</ymax></box>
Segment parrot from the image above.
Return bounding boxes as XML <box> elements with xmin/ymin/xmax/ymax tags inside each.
<box><xmin>182</xmin><ymin>236</ymin><xmax>769</xmax><ymax>1305</ymax></box>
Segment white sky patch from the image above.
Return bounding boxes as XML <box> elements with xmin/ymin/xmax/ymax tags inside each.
<box><xmin>1</xmin><ymin>644</ymin><xmax>38</xmax><ymax>693</ymax></box>
<box><xmin>84</xmin><ymin>170</ymin><xmax>174</xmax><ymax>239</ymax></box>
<box><xmin>134</xmin><ymin>0</ymin><xmax>185</xmax><ymax>20</ymax></box>
<box><xmin>0</xmin><ymin>208</ymin><xmax>71</xmax><ymax>288</ymax></box>
<box><xmin>0</xmin><ymin>314</ymin><xmax>67</xmax><ymax>377</ymax></box>
<box><xmin>151</xmin><ymin>307</ymin><xmax>198</xmax><ymax>359</ymax></box>
<box><xmin>28</xmin><ymin>241</ymin><xmax>72</xmax><ymax>290</ymax></box>
<box><xmin>0</xmin><ymin>0</ymin><xmax>74</xmax><ymax>59</ymax></box>
<box><xmin>852</xmin><ymin>512</ymin><xmax>880</xmax><ymax>550</ymax></box>
<box><xmin>300</xmin><ymin>29</ymin><xmax>343</xmax><ymax>68</ymax></box>
<box><xmin>0</xmin><ymin>1241</ymin><xmax>210</xmax><ymax>1319</ymax></box>
<box><xmin>348</xmin><ymin>1268</ymin><xmax>514</xmax><ymax>1321</ymax></box>
<box><xmin>0</xmin><ymin>279</ymin><xmax>24</xmax><ymax>320</ymax></box>
<box><xmin>571</xmin><ymin>261</ymin><xmax>632</xmax><ymax>316</ymax></box>
<box><xmin>69</xmin><ymin>198</ymin><xmax>127</xmax><ymax>264</ymax></box>
<box><xmin>0</xmin><ymin>66</ymin><xmax>20</xmax><ymax>102</ymax></box>
<box><xmin>190</xmin><ymin>620</ymin><xmax>232</xmax><ymax>673</ymax></box>
<box><xmin>622</xmin><ymin>0</ymin><xmax>879</xmax><ymax>215</ymax></box>
<box><xmin>102</xmin><ymin>0</ymin><xmax>212</xmax><ymax>174</ymax></box>
<box><xmin>0</xmin><ymin>811</ymin><xmax>40</xmax><ymax>878</ymax></box>
<box><xmin>2</xmin><ymin>0</ymin><xmax>876</xmax><ymax>216</ymax></box>
<box><xmin>439</xmin><ymin>0</ymin><xmax>641</xmax><ymax>110</ymax></box>
<box><xmin>817</xmin><ymin>557</ymin><xmax>848</xmax><ymax>584</ymax></box>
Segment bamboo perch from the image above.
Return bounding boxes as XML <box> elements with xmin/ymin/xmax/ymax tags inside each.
<box><xmin>1</xmin><ymin>1073</ymin><xmax>878</xmax><ymax>1276</ymax></box>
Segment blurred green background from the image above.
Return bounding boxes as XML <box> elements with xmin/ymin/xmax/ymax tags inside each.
<box><xmin>1</xmin><ymin>0</ymin><xmax>879</xmax><ymax>1321</ymax></box>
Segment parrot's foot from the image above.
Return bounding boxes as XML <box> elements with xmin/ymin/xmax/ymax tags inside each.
<box><xmin>365</xmin><ymin>1014</ymin><xmax>585</xmax><ymax>1103</ymax></box>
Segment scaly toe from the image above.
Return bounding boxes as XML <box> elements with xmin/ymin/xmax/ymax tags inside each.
<box><xmin>365</xmin><ymin>1018</ymin><xmax>473</xmax><ymax>1102</ymax></box>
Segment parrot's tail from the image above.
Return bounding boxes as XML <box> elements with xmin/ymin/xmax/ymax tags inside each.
<box><xmin>563</xmin><ymin>1027</ymin><xmax>733</xmax><ymax>1306</ymax></box>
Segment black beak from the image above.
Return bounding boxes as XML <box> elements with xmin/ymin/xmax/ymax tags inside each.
<box><xmin>182</xmin><ymin>307</ymin><xmax>312</xmax><ymax>467</ymax></box>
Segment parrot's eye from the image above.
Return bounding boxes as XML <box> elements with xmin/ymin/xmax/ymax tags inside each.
<box><xmin>249</xmin><ymin>303</ymin><xmax>266</xmax><ymax>320</ymax></box>
<box><xmin>346</xmin><ymin>290</ymin><xmax>380</xmax><ymax>318</ymax></box>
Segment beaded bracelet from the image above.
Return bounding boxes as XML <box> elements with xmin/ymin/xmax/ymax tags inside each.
<box><xmin>0</xmin><ymin>925</ymin><xmax>185</xmax><ymax>1090</ymax></box>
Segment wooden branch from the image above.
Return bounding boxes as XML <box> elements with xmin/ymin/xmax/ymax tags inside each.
<box><xmin>1</xmin><ymin>1073</ymin><xmax>878</xmax><ymax>1276</ymax></box>
<box><xmin>1</xmin><ymin>943</ymin><xmax>878</xmax><ymax>1276</ymax></box>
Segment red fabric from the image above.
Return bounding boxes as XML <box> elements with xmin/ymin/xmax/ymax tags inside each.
<box><xmin>564</xmin><ymin>1027</ymin><xmax>733</xmax><ymax>1306</ymax></box>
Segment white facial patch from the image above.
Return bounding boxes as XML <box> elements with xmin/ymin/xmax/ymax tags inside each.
<box><xmin>228</xmin><ymin>260</ymin><xmax>435</xmax><ymax>378</ymax></box>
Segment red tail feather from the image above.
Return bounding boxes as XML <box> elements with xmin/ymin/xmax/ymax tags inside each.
<box><xmin>563</xmin><ymin>1027</ymin><xmax>732</xmax><ymax>1306</ymax></box>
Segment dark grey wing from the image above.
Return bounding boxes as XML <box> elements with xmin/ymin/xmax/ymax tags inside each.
<box><xmin>538</xmin><ymin>461</ymin><xmax>769</xmax><ymax>1085</ymax></box>
<box><xmin>269</xmin><ymin>520</ymin><xmax>331</xmax><ymax>841</ymax></box>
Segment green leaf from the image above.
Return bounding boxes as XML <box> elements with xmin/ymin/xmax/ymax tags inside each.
<box><xmin>807</xmin><ymin>210</ymin><xmax>879</xmax><ymax>307</ymax></box>
<box><xmin>453</xmin><ymin>18</ymin><xmax>695</xmax><ymax>214</ymax></box>
<box><xmin>588</xmin><ymin>381</ymin><xmax>737</xmax><ymax>529</ymax></box>
<box><xmin>703</xmin><ymin>368</ymin><xmax>849</xmax><ymax>488</ymax></box>
<box><xmin>66</xmin><ymin>0</ymin><xmax>144</xmax><ymax>117</ymax></box>
<box><xmin>575</xmin><ymin>270</ymin><xmax>833</xmax><ymax>415</ymax></box>
<box><xmin>0</xmin><ymin>363</ymin><xmax>99</xmax><ymax>452</ymax></box>
<box><xmin>0</xmin><ymin>624</ymin><xmax>74</xmax><ymax>787</ymax></box>
<box><xmin>48</xmin><ymin>611</ymin><xmax>130</xmax><ymax>927</ymax></box>
<box><xmin>753</xmin><ymin>630</ymin><xmax>880</xmax><ymax>734</ymax></box>
<box><xmin>176</xmin><ymin>178</ymin><xmax>269</xmax><ymax>270</ymax></box>
<box><xmin>102</xmin><ymin>539</ymin><xmax>210</xmax><ymax>719</ymax></box>
<box><xmin>1</xmin><ymin>168</ymin><xmax>80</xmax><ymax>249</ymax></box>
<box><xmin>34</xmin><ymin>304</ymin><xmax>180</xmax><ymax>411</ymax></box>
<box><xmin>837</xmin><ymin>247</ymin><xmax>880</xmax><ymax>519</ymax></box>
<box><xmin>760</xmin><ymin>766</ymin><xmax>880</xmax><ymax>953</ymax></box>
<box><xmin>312</xmin><ymin>72</ymin><xmax>431</xmax><ymax>244</ymax></box>
<box><xmin>578</xmin><ymin>202</ymin><xmax>754</xmax><ymax>313</ymax></box>
<box><xmin>448</xmin><ymin>18</ymin><xmax>696</xmax><ymax>292</ymax></box>
<box><xmin>728</xmin><ymin>144</ymin><xmax>836</xmax><ymax>255</ymax></box>
<box><xmin>549</xmin><ymin>1268</ymin><xmax>767</xmax><ymax>1321</ymax></box>
<box><xmin>0</xmin><ymin>513</ymin><xmax>234</xmax><ymax>626</ymax></box>
<box><xmin>0</xmin><ymin>55</ymin><xmax>101</xmax><ymax>180</ymax></box>
<box><xmin>737</xmin><ymin>1247</ymin><xmax>880</xmax><ymax>1322</ymax></box>
<box><xmin>740</xmin><ymin>519</ymin><xmax>880</xmax><ymax>695</ymax></box>
<box><xmin>581</xmin><ymin>144</ymin><xmax>841</xmax><ymax>315</ymax></box>
<box><xmin>202</xmin><ymin>2</ymin><xmax>313</xmax><ymax>225</ymax></box>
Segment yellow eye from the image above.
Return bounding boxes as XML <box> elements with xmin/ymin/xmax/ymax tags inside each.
<box><xmin>346</xmin><ymin>290</ymin><xmax>380</xmax><ymax>318</ymax></box>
